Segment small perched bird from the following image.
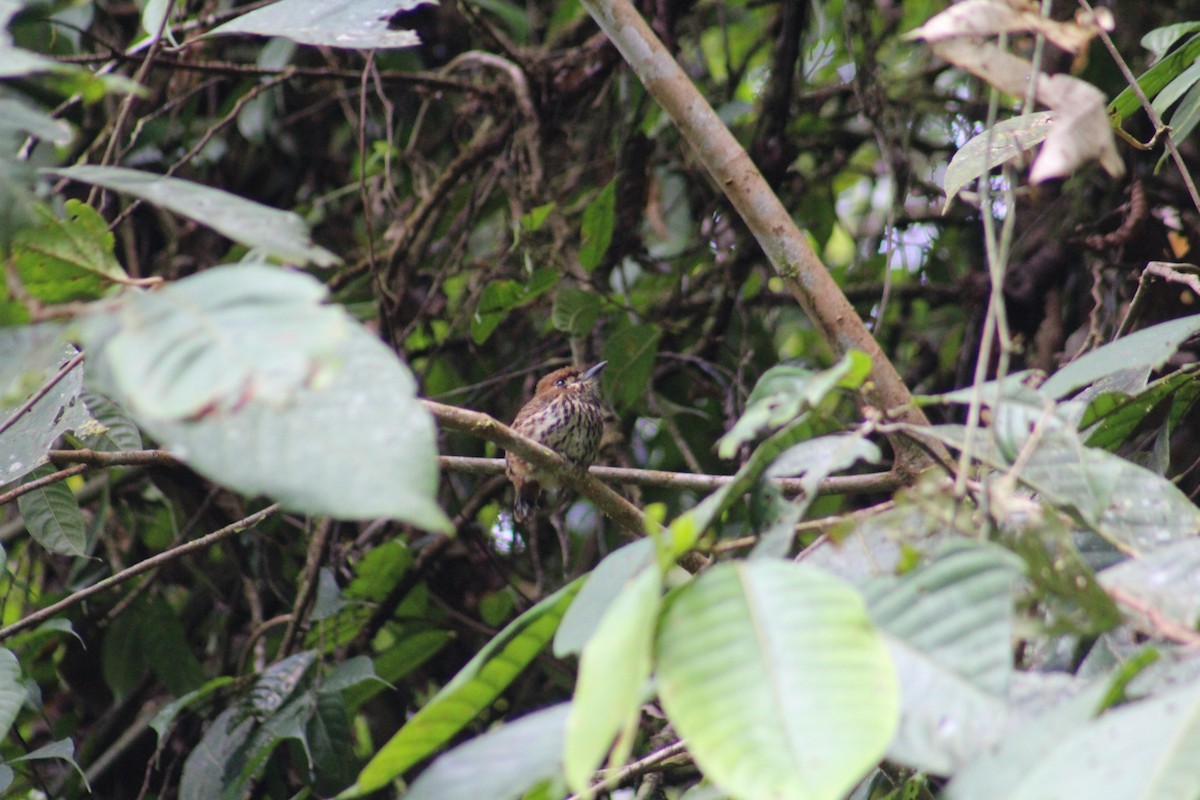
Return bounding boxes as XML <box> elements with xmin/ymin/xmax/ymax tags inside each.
<box><xmin>505</xmin><ymin>362</ymin><xmax>607</xmax><ymax>522</ymax></box>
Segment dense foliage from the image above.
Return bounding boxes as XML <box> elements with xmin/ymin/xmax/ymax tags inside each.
<box><xmin>2</xmin><ymin>0</ymin><xmax>1200</xmax><ymax>798</ymax></box>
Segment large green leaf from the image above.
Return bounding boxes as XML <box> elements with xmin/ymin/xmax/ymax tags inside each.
<box><xmin>867</xmin><ymin>541</ymin><xmax>1021</xmax><ymax>696</ymax></box>
<box><xmin>11</xmin><ymin>200</ymin><xmax>127</xmax><ymax>302</ymax></box>
<box><xmin>47</xmin><ymin>166</ymin><xmax>339</xmax><ymax>266</ymax></box>
<box><xmin>208</xmin><ymin>0</ymin><xmax>427</xmax><ymax>49</ymax></box>
<box><xmin>1099</xmin><ymin>539</ymin><xmax>1200</xmax><ymax>632</ymax></box>
<box><xmin>655</xmin><ymin>562</ymin><xmax>897</xmax><ymax>800</ymax></box>
<box><xmin>942</xmin><ymin>679</ymin><xmax>1110</xmax><ymax>799</ymax></box>
<box><xmin>554</xmin><ymin>537</ymin><xmax>655</xmax><ymax>657</ymax></box>
<box><xmin>17</xmin><ymin>464</ymin><xmax>86</xmax><ymax>556</ymax></box>
<box><xmin>347</xmin><ymin>578</ymin><xmax>583</xmax><ymax>796</ymax></box>
<box><xmin>923</xmin><ymin>422</ymin><xmax>1200</xmax><ymax>555</ymax></box>
<box><xmin>179</xmin><ymin>707</ymin><xmax>254</xmax><ymax>800</ymax></box>
<box><xmin>84</xmin><ymin>274</ymin><xmax>449</xmax><ymax>528</ymax></box>
<box><xmin>866</xmin><ymin>541</ymin><xmax>1023</xmax><ymax>772</ymax></box>
<box><xmin>564</xmin><ymin>566</ymin><xmax>661</xmax><ymax>790</ymax></box>
<box><xmin>948</xmin><ymin>675</ymin><xmax>1200</xmax><ymax>799</ymax></box>
<box><xmin>402</xmin><ymin>704</ymin><xmax>570</xmax><ymax>800</ymax></box>
<box><xmin>1040</xmin><ymin>315</ymin><xmax>1200</xmax><ymax>399</ymax></box>
<box><xmin>600</xmin><ymin>321</ymin><xmax>661</xmax><ymax>410</ymax></box>
<box><xmin>81</xmin><ymin>265</ymin><xmax>347</xmax><ymax>421</ymax></box>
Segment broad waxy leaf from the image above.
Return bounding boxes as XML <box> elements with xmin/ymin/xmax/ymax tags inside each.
<box><xmin>554</xmin><ymin>537</ymin><xmax>656</xmax><ymax>657</ymax></box>
<box><xmin>46</xmin><ymin>166</ymin><xmax>339</xmax><ymax>266</ymax></box>
<box><xmin>81</xmin><ymin>265</ymin><xmax>348</xmax><ymax>421</ymax></box>
<box><xmin>1099</xmin><ymin>539</ymin><xmax>1200</xmax><ymax>633</ymax></box>
<box><xmin>347</xmin><ymin>578</ymin><xmax>583</xmax><ymax>796</ymax></box>
<box><xmin>84</xmin><ymin>267</ymin><xmax>449</xmax><ymax>529</ymax></box>
<box><xmin>564</xmin><ymin>566</ymin><xmax>661</xmax><ymax>790</ymax></box>
<box><xmin>948</xmin><ymin>675</ymin><xmax>1200</xmax><ymax>799</ymax></box>
<box><xmin>208</xmin><ymin>0</ymin><xmax>428</xmax><ymax>49</ymax></box>
<box><xmin>402</xmin><ymin>704</ymin><xmax>571</xmax><ymax>800</ymax></box>
<box><xmin>866</xmin><ymin>541</ymin><xmax>1023</xmax><ymax>772</ymax></box>
<box><xmin>656</xmin><ymin>561</ymin><xmax>897</xmax><ymax>800</ymax></box>
<box><xmin>1040</xmin><ymin>314</ymin><xmax>1200</xmax><ymax>399</ymax></box>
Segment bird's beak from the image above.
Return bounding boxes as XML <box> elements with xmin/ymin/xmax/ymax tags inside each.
<box><xmin>582</xmin><ymin>361</ymin><xmax>608</xmax><ymax>381</ymax></box>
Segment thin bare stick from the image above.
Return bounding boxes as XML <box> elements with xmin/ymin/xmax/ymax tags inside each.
<box><xmin>0</xmin><ymin>504</ymin><xmax>279</xmax><ymax>641</ymax></box>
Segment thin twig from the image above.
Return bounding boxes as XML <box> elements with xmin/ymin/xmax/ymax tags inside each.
<box><xmin>0</xmin><ymin>464</ymin><xmax>88</xmax><ymax>506</ymax></box>
<box><xmin>1107</xmin><ymin>585</ymin><xmax>1200</xmax><ymax>647</ymax></box>
<box><xmin>437</xmin><ymin>455</ymin><xmax>902</xmax><ymax>496</ymax></box>
<box><xmin>0</xmin><ymin>504</ymin><xmax>279</xmax><ymax>641</ymax></box>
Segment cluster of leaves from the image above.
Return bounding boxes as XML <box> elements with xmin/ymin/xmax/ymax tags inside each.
<box><xmin>1</xmin><ymin>0</ymin><xmax>1200</xmax><ymax>799</ymax></box>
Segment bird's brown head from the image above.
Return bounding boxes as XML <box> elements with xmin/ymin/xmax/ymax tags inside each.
<box><xmin>532</xmin><ymin>361</ymin><xmax>606</xmax><ymax>403</ymax></box>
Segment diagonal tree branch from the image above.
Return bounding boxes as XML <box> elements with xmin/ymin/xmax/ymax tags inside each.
<box><xmin>577</xmin><ymin>0</ymin><xmax>948</xmax><ymax>477</ymax></box>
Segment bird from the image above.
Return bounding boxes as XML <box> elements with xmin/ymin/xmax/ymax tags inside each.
<box><xmin>505</xmin><ymin>361</ymin><xmax>607</xmax><ymax>522</ymax></box>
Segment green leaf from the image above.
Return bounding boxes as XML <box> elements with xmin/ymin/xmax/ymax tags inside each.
<box><xmin>105</xmin><ymin>311</ymin><xmax>450</xmax><ymax>530</ymax></box>
<box><xmin>867</xmin><ymin>541</ymin><xmax>1022</xmax><ymax>695</ymax></box>
<box><xmin>551</xmin><ymin>286</ymin><xmax>603</xmax><ymax>338</ymax></box>
<box><xmin>79</xmin><ymin>389</ymin><xmax>143</xmax><ymax>452</ymax></box>
<box><xmin>564</xmin><ymin>566</ymin><xmax>661</xmax><ymax>790</ymax></box>
<box><xmin>1082</xmin><ymin>370</ymin><xmax>1197</xmax><ymax>451</ymax></box>
<box><xmin>46</xmin><ymin>166</ymin><xmax>340</xmax><ymax>266</ymax></box>
<box><xmin>656</xmin><ymin>562</ymin><xmax>897</xmax><ymax>800</ymax></box>
<box><xmin>519</xmin><ymin>202</ymin><xmax>556</xmax><ymax>232</ymax></box>
<box><xmin>11</xmin><ymin>201</ymin><xmax>127</xmax><ymax>302</ymax></box>
<box><xmin>207</xmin><ymin>0</ymin><xmax>425</xmax><ymax>49</ymax></box>
<box><xmin>179</xmin><ymin>708</ymin><xmax>254</xmax><ymax>800</ymax></box>
<box><xmin>18</xmin><ymin>464</ymin><xmax>86</xmax><ymax>556</ymax></box>
<box><xmin>600</xmin><ymin>321</ymin><xmax>660</xmax><ymax>410</ymax></box>
<box><xmin>941</xmin><ymin>679</ymin><xmax>1110</xmax><ymax>799</ymax></box>
<box><xmin>348</xmin><ymin>578</ymin><xmax>583</xmax><ymax>796</ymax></box>
<box><xmin>1040</xmin><ymin>315</ymin><xmax>1200</xmax><ymax>399</ymax></box>
<box><xmin>309</xmin><ymin>690</ymin><xmax>356</xmax><ymax>793</ymax></box>
<box><xmin>0</xmin><ymin>332</ymin><xmax>90</xmax><ymax>485</ymax></box>
<box><xmin>150</xmin><ymin>676</ymin><xmax>238</xmax><ymax>744</ymax></box>
<box><xmin>470</xmin><ymin>269</ymin><xmax>558</xmax><ymax>344</ymax></box>
<box><xmin>865</xmin><ymin>541</ymin><xmax>1023</xmax><ymax>773</ymax></box>
<box><xmin>948</xmin><ymin>676</ymin><xmax>1200</xmax><ymax>799</ymax></box>
<box><xmin>81</xmin><ymin>264</ymin><xmax>347</xmax><ymax>420</ymax></box>
<box><xmin>925</xmin><ymin>422</ymin><xmax>1200</xmax><ymax>555</ymax></box>
<box><xmin>943</xmin><ymin>113</ymin><xmax>1053</xmax><ymax>210</ymax></box>
<box><xmin>580</xmin><ymin>179</ymin><xmax>616</xmax><ymax>271</ymax></box>
<box><xmin>247</xmin><ymin>651</ymin><xmax>316</xmax><ymax>718</ymax></box>
<box><xmin>554</xmin><ymin>538</ymin><xmax>656</xmax><ymax>657</ymax></box>
<box><xmin>0</xmin><ymin>96</ymin><xmax>72</xmax><ymax>143</ymax></box>
<box><xmin>1111</xmin><ymin>33</ymin><xmax>1200</xmax><ymax>121</ymax></box>
<box><xmin>1099</xmin><ymin>539</ymin><xmax>1200</xmax><ymax>632</ymax></box>
<box><xmin>1142</xmin><ymin>22</ymin><xmax>1200</xmax><ymax>61</ymax></box>
<box><xmin>401</xmin><ymin>704</ymin><xmax>571</xmax><ymax>800</ymax></box>
<box><xmin>0</xmin><ymin>4</ymin><xmax>60</xmax><ymax>76</ymax></box>
<box><xmin>717</xmin><ymin>351</ymin><xmax>870</xmax><ymax>458</ymax></box>
<box><xmin>0</xmin><ymin>649</ymin><xmax>24</xmax><ymax>741</ymax></box>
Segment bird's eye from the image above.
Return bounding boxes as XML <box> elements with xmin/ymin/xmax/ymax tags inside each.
<box><xmin>554</xmin><ymin>378</ymin><xmax>567</xmax><ymax>387</ymax></box>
